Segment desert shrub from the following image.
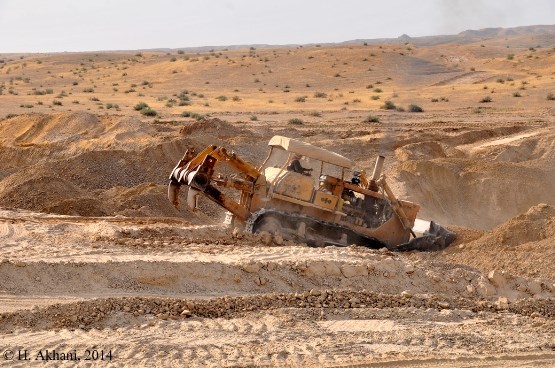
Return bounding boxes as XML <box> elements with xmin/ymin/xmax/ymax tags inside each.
<box><xmin>216</xmin><ymin>95</ymin><xmax>227</xmax><ymax>101</ymax></box>
<box><xmin>512</xmin><ymin>91</ymin><xmax>521</xmax><ymax>97</ymax></box>
<box><xmin>380</xmin><ymin>100</ymin><xmax>396</xmax><ymax>110</ymax></box>
<box><xmin>480</xmin><ymin>96</ymin><xmax>492</xmax><ymax>103</ymax></box>
<box><xmin>170</xmin><ymin>57</ymin><xmax>177</xmax><ymax>62</ymax></box>
<box><xmin>507</xmin><ymin>54</ymin><xmax>514</xmax><ymax>60</ymax></box>
<box><xmin>431</xmin><ymin>98</ymin><xmax>439</xmax><ymax>102</ymax></box>
<box><xmin>191</xmin><ymin>113</ymin><xmax>204</xmax><ymax>120</ymax></box>
<box><xmin>33</xmin><ymin>89</ymin><xmax>53</xmax><ymax>95</ymax></box>
<box><xmin>366</xmin><ymin>84</ymin><xmax>373</xmax><ymax>89</ymax></box>
<box><xmin>288</xmin><ymin>118</ymin><xmax>304</xmax><ymax>125</ymax></box>
<box><xmin>308</xmin><ymin>111</ymin><xmax>321</xmax><ymax>117</ymax></box>
<box><xmin>408</xmin><ymin>104</ymin><xmax>423</xmax><ymax>112</ymax></box>
<box><xmin>52</xmin><ymin>100</ymin><xmax>62</xmax><ymax>106</ymax></box>
<box><xmin>314</xmin><ymin>92</ymin><xmax>327</xmax><ymax>98</ymax></box>
<box><xmin>134</xmin><ymin>102</ymin><xmax>149</xmax><ymax>110</ymax></box>
<box><xmin>232</xmin><ymin>96</ymin><xmax>241</xmax><ymax>101</ymax></box>
<box><xmin>294</xmin><ymin>96</ymin><xmax>306</xmax><ymax>102</ymax></box>
<box><xmin>140</xmin><ymin>107</ymin><xmax>157</xmax><ymax>116</ymax></box>
<box><xmin>177</xmin><ymin>50</ymin><xmax>184</xmax><ymax>54</ymax></box>
<box><xmin>371</xmin><ymin>95</ymin><xmax>380</xmax><ymax>100</ymax></box>
<box><xmin>496</xmin><ymin>78</ymin><xmax>505</xmax><ymax>84</ymax></box>
<box><xmin>249</xmin><ymin>115</ymin><xmax>258</xmax><ymax>121</ymax></box>
<box><xmin>90</xmin><ymin>97</ymin><xmax>100</xmax><ymax>102</ymax></box>
<box><xmin>363</xmin><ymin>115</ymin><xmax>380</xmax><ymax>123</ymax></box>
<box><xmin>546</xmin><ymin>93</ymin><xmax>555</xmax><ymax>101</ymax></box>
<box><xmin>83</xmin><ymin>87</ymin><xmax>94</xmax><ymax>93</ymax></box>
<box><xmin>373</xmin><ymin>88</ymin><xmax>382</xmax><ymax>93</ymax></box>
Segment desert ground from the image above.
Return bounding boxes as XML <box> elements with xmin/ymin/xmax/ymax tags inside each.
<box><xmin>1</xmin><ymin>26</ymin><xmax>555</xmax><ymax>367</ymax></box>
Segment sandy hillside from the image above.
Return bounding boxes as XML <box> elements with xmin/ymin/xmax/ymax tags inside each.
<box><xmin>1</xmin><ymin>26</ymin><xmax>555</xmax><ymax>367</ymax></box>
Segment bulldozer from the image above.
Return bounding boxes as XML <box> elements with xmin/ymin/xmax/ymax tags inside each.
<box><xmin>168</xmin><ymin>136</ymin><xmax>455</xmax><ymax>251</ymax></box>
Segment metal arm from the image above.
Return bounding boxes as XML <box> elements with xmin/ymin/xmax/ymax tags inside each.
<box><xmin>168</xmin><ymin>145</ymin><xmax>261</xmax><ymax>222</ymax></box>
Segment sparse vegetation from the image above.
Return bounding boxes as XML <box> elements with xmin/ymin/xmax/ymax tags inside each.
<box><xmin>507</xmin><ymin>54</ymin><xmax>514</xmax><ymax>60</ymax></box>
<box><xmin>216</xmin><ymin>95</ymin><xmax>228</xmax><ymax>101</ymax></box>
<box><xmin>480</xmin><ymin>96</ymin><xmax>492</xmax><ymax>103</ymax></box>
<box><xmin>288</xmin><ymin>118</ymin><xmax>304</xmax><ymax>125</ymax></box>
<box><xmin>249</xmin><ymin>115</ymin><xmax>258</xmax><ymax>121</ymax></box>
<box><xmin>363</xmin><ymin>115</ymin><xmax>380</xmax><ymax>123</ymax></box>
<box><xmin>547</xmin><ymin>93</ymin><xmax>555</xmax><ymax>101</ymax></box>
<box><xmin>134</xmin><ymin>102</ymin><xmax>149</xmax><ymax>111</ymax></box>
<box><xmin>33</xmin><ymin>88</ymin><xmax>54</xmax><ymax>95</ymax></box>
<box><xmin>52</xmin><ymin>100</ymin><xmax>62</xmax><ymax>106</ymax></box>
<box><xmin>313</xmin><ymin>92</ymin><xmax>327</xmax><ymax>98</ymax></box>
<box><xmin>512</xmin><ymin>92</ymin><xmax>521</xmax><ymax>97</ymax></box>
<box><xmin>380</xmin><ymin>100</ymin><xmax>396</xmax><ymax>110</ymax></box>
<box><xmin>140</xmin><ymin>107</ymin><xmax>157</xmax><ymax>116</ymax></box>
<box><xmin>83</xmin><ymin>87</ymin><xmax>95</xmax><ymax>93</ymax></box>
<box><xmin>370</xmin><ymin>95</ymin><xmax>380</xmax><ymax>100</ymax></box>
<box><xmin>294</xmin><ymin>96</ymin><xmax>307</xmax><ymax>102</ymax></box>
<box><xmin>408</xmin><ymin>104</ymin><xmax>423</xmax><ymax>112</ymax></box>
<box><xmin>181</xmin><ymin>111</ymin><xmax>205</xmax><ymax>120</ymax></box>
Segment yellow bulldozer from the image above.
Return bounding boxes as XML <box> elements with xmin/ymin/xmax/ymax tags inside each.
<box><xmin>168</xmin><ymin>136</ymin><xmax>455</xmax><ymax>251</ymax></box>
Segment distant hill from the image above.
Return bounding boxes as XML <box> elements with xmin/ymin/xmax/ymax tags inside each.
<box><xmin>146</xmin><ymin>24</ymin><xmax>555</xmax><ymax>53</ymax></box>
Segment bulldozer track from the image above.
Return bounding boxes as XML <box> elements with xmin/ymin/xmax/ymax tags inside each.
<box><xmin>245</xmin><ymin>208</ymin><xmax>387</xmax><ymax>249</ymax></box>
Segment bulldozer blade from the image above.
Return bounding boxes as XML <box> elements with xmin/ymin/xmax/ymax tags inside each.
<box><xmin>395</xmin><ymin>221</ymin><xmax>456</xmax><ymax>251</ymax></box>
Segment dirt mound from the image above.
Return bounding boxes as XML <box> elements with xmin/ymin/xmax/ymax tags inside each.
<box><xmin>476</xmin><ymin>203</ymin><xmax>555</xmax><ymax>247</ymax></box>
<box><xmin>394</xmin><ymin>158</ymin><xmax>554</xmax><ymax>229</ymax></box>
<box><xmin>99</xmin><ymin>183</ymin><xmax>202</xmax><ymax>219</ymax></box>
<box><xmin>0</xmin><ymin>174</ymin><xmax>101</xmax><ymax>214</ymax></box>
<box><xmin>180</xmin><ymin>117</ymin><xmax>242</xmax><ymax>138</ymax></box>
<box><xmin>441</xmin><ymin>204</ymin><xmax>555</xmax><ymax>279</ymax></box>
<box><xmin>395</xmin><ymin>141</ymin><xmax>463</xmax><ymax>161</ymax></box>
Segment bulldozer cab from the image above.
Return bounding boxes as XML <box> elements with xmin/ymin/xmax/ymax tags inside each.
<box><xmin>260</xmin><ymin>136</ymin><xmax>353</xmax><ymax>215</ymax></box>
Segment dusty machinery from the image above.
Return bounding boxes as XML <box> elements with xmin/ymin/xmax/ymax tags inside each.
<box><xmin>168</xmin><ymin>136</ymin><xmax>454</xmax><ymax>251</ymax></box>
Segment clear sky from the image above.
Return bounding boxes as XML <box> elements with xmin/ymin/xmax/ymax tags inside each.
<box><xmin>0</xmin><ymin>0</ymin><xmax>554</xmax><ymax>53</ymax></box>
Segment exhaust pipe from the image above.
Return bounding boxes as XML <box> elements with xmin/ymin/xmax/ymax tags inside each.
<box><xmin>369</xmin><ymin>155</ymin><xmax>385</xmax><ymax>191</ymax></box>
<box><xmin>371</xmin><ymin>155</ymin><xmax>385</xmax><ymax>180</ymax></box>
